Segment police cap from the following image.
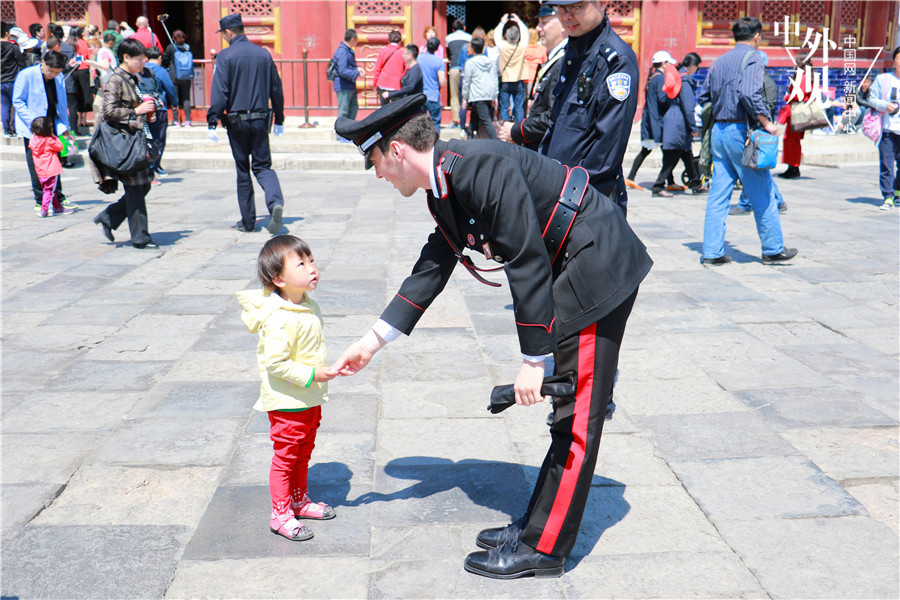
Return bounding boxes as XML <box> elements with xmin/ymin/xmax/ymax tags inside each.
<box><xmin>537</xmin><ymin>4</ymin><xmax>559</xmax><ymax>17</ymax></box>
<box><xmin>217</xmin><ymin>13</ymin><xmax>243</xmax><ymax>32</ymax></box>
<box><xmin>542</xmin><ymin>1</ymin><xmax>584</xmax><ymax>5</ymax></box>
<box><xmin>334</xmin><ymin>93</ymin><xmax>427</xmax><ymax>170</ymax></box>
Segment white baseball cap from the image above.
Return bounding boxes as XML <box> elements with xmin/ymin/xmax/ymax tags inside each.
<box><xmin>652</xmin><ymin>50</ymin><xmax>677</xmax><ymax>65</ymax></box>
<box><xmin>20</xmin><ymin>37</ymin><xmax>39</xmax><ymax>50</ymax></box>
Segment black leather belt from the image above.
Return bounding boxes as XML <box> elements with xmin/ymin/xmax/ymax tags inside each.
<box><xmin>542</xmin><ymin>166</ymin><xmax>589</xmax><ymax>265</ymax></box>
<box><xmin>236</xmin><ymin>111</ymin><xmax>270</xmax><ymax>120</ymax></box>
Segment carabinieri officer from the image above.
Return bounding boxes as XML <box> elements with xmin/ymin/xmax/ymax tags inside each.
<box><xmin>539</xmin><ymin>0</ymin><xmax>639</xmax><ymax>214</ymax></box>
<box><xmin>332</xmin><ymin>94</ymin><xmax>652</xmax><ymax>579</ymax></box>
<box><xmin>207</xmin><ymin>13</ymin><xmax>285</xmax><ymax>234</ymax></box>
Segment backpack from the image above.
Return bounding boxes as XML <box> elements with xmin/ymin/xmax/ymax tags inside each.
<box><xmin>662</xmin><ymin>63</ymin><xmax>681</xmax><ymax>99</ymax></box>
<box><xmin>136</xmin><ymin>68</ymin><xmax>164</xmax><ymax>109</ymax></box>
<box><xmin>326</xmin><ymin>57</ymin><xmax>338</xmax><ymax>81</ymax></box>
<box><xmin>173</xmin><ymin>43</ymin><xmax>193</xmax><ymax>80</ymax></box>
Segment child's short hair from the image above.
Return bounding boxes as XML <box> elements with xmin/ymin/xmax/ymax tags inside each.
<box><xmin>30</xmin><ymin>116</ymin><xmax>53</xmax><ymax>137</ymax></box>
<box><xmin>257</xmin><ymin>234</ymin><xmax>313</xmax><ymax>293</ymax></box>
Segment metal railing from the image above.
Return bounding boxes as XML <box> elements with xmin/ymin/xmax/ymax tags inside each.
<box><xmin>193</xmin><ymin>53</ymin><xmax>450</xmax><ymax>120</ymax></box>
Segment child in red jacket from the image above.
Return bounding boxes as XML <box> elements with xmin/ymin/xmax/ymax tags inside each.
<box><xmin>29</xmin><ymin>117</ymin><xmax>73</xmax><ymax>217</ymax></box>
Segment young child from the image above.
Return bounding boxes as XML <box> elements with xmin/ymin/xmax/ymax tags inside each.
<box><xmin>237</xmin><ymin>235</ymin><xmax>338</xmax><ymax>541</ymax></box>
<box><xmin>29</xmin><ymin>117</ymin><xmax>72</xmax><ymax>218</ymax></box>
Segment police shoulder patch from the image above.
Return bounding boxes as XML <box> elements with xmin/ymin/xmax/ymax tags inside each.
<box><xmin>606</xmin><ymin>73</ymin><xmax>631</xmax><ymax>102</ymax></box>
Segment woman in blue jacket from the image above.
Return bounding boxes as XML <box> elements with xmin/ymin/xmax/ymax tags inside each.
<box><xmin>652</xmin><ymin>52</ymin><xmax>704</xmax><ymax>197</ymax></box>
<box><xmin>626</xmin><ymin>52</ymin><xmax>671</xmax><ymax>190</ymax></box>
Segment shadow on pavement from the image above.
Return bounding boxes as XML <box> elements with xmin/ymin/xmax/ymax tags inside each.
<box><xmin>682</xmin><ymin>240</ymin><xmax>757</xmax><ymax>263</ymax></box>
<box><xmin>345</xmin><ymin>456</ymin><xmax>629</xmax><ymax>569</ymax></box>
<box><xmin>844</xmin><ymin>195</ymin><xmax>884</xmax><ymax>207</ymax></box>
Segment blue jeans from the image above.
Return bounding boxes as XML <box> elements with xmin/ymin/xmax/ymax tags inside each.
<box><xmin>336</xmin><ymin>89</ymin><xmax>358</xmax><ymax>120</ymax></box>
<box><xmin>738</xmin><ymin>178</ymin><xmax>785</xmax><ymax>210</ymax></box>
<box><xmin>703</xmin><ymin>122</ymin><xmax>783</xmax><ymax>259</ymax></box>
<box><xmin>498</xmin><ymin>81</ymin><xmax>524</xmax><ymax>123</ymax></box>
<box><xmin>425</xmin><ymin>100</ymin><xmax>441</xmax><ymax>129</ymax></box>
<box><xmin>1</xmin><ymin>82</ymin><xmax>14</xmax><ymax>133</ymax></box>
<box><xmin>878</xmin><ymin>131</ymin><xmax>900</xmax><ymax>198</ymax></box>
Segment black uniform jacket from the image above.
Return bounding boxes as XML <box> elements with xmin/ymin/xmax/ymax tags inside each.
<box><xmin>380</xmin><ymin>139</ymin><xmax>653</xmax><ymax>356</ymax></box>
<box><xmin>539</xmin><ymin>16</ymin><xmax>639</xmax><ymax>204</ymax></box>
<box><xmin>207</xmin><ymin>35</ymin><xmax>285</xmax><ymax>128</ymax></box>
<box><xmin>510</xmin><ymin>44</ymin><xmax>566</xmax><ymax>150</ymax></box>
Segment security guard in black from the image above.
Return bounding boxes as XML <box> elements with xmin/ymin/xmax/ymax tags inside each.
<box><xmin>207</xmin><ymin>13</ymin><xmax>285</xmax><ymax>233</ymax></box>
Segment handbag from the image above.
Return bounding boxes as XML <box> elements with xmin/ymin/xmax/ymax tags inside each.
<box><xmin>861</xmin><ymin>109</ymin><xmax>883</xmax><ymax>142</ymax></box>
<box><xmin>488</xmin><ymin>371</ymin><xmax>576</xmax><ymax>414</ymax></box>
<box><xmin>741</xmin><ymin>129</ymin><xmax>779</xmax><ymax>170</ymax></box>
<box><xmin>790</xmin><ymin>98</ymin><xmax>830</xmax><ymax>132</ymax></box>
<box><xmin>88</xmin><ymin>120</ymin><xmax>157</xmax><ymax>176</ymax></box>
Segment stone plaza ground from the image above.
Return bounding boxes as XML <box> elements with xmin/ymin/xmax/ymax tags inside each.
<box><xmin>1</xmin><ymin>151</ymin><xmax>898</xmax><ymax>598</ymax></box>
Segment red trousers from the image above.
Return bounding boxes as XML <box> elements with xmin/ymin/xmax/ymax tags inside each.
<box><xmin>782</xmin><ymin>126</ymin><xmax>805</xmax><ymax>167</ymax></box>
<box><xmin>268</xmin><ymin>407</ymin><xmax>322</xmax><ymax>523</ymax></box>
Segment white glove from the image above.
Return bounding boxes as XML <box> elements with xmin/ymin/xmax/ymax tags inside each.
<box><xmin>208</xmin><ymin>129</ymin><xmax>220</xmax><ymax>143</ymax></box>
<box><xmin>273</xmin><ymin>124</ymin><xmax>284</xmax><ymax>137</ymax></box>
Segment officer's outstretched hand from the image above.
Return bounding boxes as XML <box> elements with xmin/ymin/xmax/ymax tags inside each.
<box><xmin>333</xmin><ymin>329</ymin><xmax>387</xmax><ymax>376</ymax></box>
<box><xmin>208</xmin><ymin>128</ymin><xmax>220</xmax><ymax>144</ymax></box>
<box><xmin>273</xmin><ymin>124</ymin><xmax>284</xmax><ymax>137</ymax></box>
<box><xmin>514</xmin><ymin>358</ymin><xmax>546</xmax><ymax>406</ymax></box>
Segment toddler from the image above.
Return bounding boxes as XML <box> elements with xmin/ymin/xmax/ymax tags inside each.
<box><xmin>29</xmin><ymin>117</ymin><xmax>73</xmax><ymax>218</ymax></box>
<box><xmin>237</xmin><ymin>235</ymin><xmax>338</xmax><ymax>541</ymax></box>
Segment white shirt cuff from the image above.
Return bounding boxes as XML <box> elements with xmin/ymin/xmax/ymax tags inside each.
<box><xmin>522</xmin><ymin>354</ymin><xmax>546</xmax><ymax>363</ymax></box>
<box><xmin>373</xmin><ymin>319</ymin><xmax>402</xmax><ymax>343</ymax></box>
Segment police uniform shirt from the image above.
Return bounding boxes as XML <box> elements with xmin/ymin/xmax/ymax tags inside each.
<box><xmin>539</xmin><ymin>15</ymin><xmax>639</xmax><ymax>193</ymax></box>
<box><xmin>378</xmin><ymin>139</ymin><xmax>653</xmax><ymax>356</ymax></box>
<box><xmin>510</xmin><ymin>39</ymin><xmax>567</xmax><ymax>150</ymax></box>
<box><xmin>207</xmin><ymin>34</ymin><xmax>285</xmax><ymax>127</ymax></box>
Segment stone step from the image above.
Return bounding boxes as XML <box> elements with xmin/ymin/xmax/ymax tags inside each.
<box><xmin>1</xmin><ymin>125</ymin><xmax>876</xmax><ymax>170</ymax></box>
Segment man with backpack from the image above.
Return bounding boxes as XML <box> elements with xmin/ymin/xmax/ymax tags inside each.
<box><xmin>143</xmin><ymin>46</ymin><xmax>177</xmax><ymax>181</ymax></box>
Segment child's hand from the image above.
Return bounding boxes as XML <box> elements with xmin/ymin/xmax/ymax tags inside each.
<box><xmin>313</xmin><ymin>367</ymin><xmax>338</xmax><ymax>382</ymax></box>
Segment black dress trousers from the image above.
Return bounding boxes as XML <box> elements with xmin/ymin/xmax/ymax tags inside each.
<box><xmin>519</xmin><ymin>287</ymin><xmax>638</xmax><ymax>558</ymax></box>
<box><xmin>226</xmin><ymin>117</ymin><xmax>283</xmax><ymax>230</ymax></box>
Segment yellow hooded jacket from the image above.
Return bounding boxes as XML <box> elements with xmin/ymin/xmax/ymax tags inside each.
<box><xmin>236</xmin><ymin>289</ymin><xmax>328</xmax><ymax>412</ymax></box>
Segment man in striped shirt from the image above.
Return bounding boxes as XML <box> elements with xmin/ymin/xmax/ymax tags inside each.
<box><xmin>697</xmin><ymin>16</ymin><xmax>798</xmax><ymax>265</ymax></box>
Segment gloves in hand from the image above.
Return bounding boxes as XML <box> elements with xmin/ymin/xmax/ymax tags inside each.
<box><xmin>273</xmin><ymin>124</ymin><xmax>284</xmax><ymax>137</ymax></box>
<box><xmin>208</xmin><ymin>129</ymin><xmax>220</xmax><ymax>144</ymax></box>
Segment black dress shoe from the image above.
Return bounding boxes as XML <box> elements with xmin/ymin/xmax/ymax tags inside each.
<box><xmin>235</xmin><ymin>221</ymin><xmax>255</xmax><ymax>232</ymax></box>
<box><xmin>62</xmin><ymin>160</ymin><xmax>76</xmax><ymax>169</ymax></box>
<box><xmin>267</xmin><ymin>204</ymin><xmax>283</xmax><ymax>234</ymax></box>
<box><xmin>464</xmin><ymin>539</ymin><xmax>564</xmax><ymax>579</ymax></box>
<box><xmin>762</xmin><ymin>248</ymin><xmax>798</xmax><ymax>264</ymax></box>
<box><xmin>701</xmin><ymin>255</ymin><xmax>732</xmax><ymax>265</ymax></box>
<box><xmin>133</xmin><ymin>241</ymin><xmax>159</xmax><ymax>249</ymax></box>
<box><xmin>93</xmin><ymin>214</ymin><xmax>114</xmax><ymax>242</ymax></box>
<box><xmin>476</xmin><ymin>517</ymin><xmax>523</xmax><ymax>550</ymax></box>
<box><xmin>778</xmin><ymin>166</ymin><xmax>800</xmax><ymax>179</ymax></box>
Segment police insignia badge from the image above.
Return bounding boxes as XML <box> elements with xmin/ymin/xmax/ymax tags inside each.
<box><xmin>467</xmin><ymin>233</ymin><xmax>476</xmax><ymax>246</ymax></box>
<box><xmin>606</xmin><ymin>73</ymin><xmax>631</xmax><ymax>101</ymax></box>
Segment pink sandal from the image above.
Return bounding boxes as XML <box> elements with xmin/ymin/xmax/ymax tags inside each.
<box><xmin>292</xmin><ymin>492</ymin><xmax>336</xmax><ymax>520</ymax></box>
<box><xmin>270</xmin><ymin>517</ymin><xmax>314</xmax><ymax>541</ymax></box>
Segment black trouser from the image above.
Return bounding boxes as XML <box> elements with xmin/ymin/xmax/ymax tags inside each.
<box><xmin>226</xmin><ymin>117</ymin><xmax>283</xmax><ymax>230</ymax></box>
<box><xmin>99</xmin><ymin>181</ymin><xmax>151</xmax><ymax>245</ymax></box>
<box><xmin>23</xmin><ymin>137</ymin><xmax>66</xmax><ymax>205</ymax></box>
<box><xmin>67</xmin><ymin>91</ymin><xmax>79</xmax><ymax>134</ymax></box>
<box><xmin>627</xmin><ymin>146</ymin><xmax>674</xmax><ymax>185</ymax></box>
<box><xmin>469</xmin><ymin>101</ymin><xmax>497</xmax><ymax>140</ymax></box>
<box><xmin>148</xmin><ymin>109</ymin><xmax>168</xmax><ymax>172</ymax></box>
<box><xmin>653</xmin><ymin>149</ymin><xmax>699</xmax><ymax>193</ymax></box>
<box><xmin>519</xmin><ymin>288</ymin><xmax>638</xmax><ymax>558</ymax></box>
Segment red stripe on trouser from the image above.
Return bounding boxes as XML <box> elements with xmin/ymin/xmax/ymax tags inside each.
<box><xmin>535</xmin><ymin>325</ymin><xmax>596</xmax><ymax>554</ymax></box>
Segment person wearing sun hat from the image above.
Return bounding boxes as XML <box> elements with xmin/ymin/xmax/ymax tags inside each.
<box><xmin>332</xmin><ymin>92</ymin><xmax>652</xmax><ymax>579</ymax></box>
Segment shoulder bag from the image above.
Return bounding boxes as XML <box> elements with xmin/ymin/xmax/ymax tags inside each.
<box><xmin>790</xmin><ymin>96</ymin><xmax>830</xmax><ymax>132</ymax></box>
<box><xmin>861</xmin><ymin>75</ymin><xmax>890</xmax><ymax>142</ymax></box>
<box><xmin>88</xmin><ymin>72</ymin><xmax>159</xmax><ymax>175</ymax></box>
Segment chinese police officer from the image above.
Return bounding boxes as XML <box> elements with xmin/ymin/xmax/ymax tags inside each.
<box><xmin>208</xmin><ymin>13</ymin><xmax>285</xmax><ymax>234</ymax></box>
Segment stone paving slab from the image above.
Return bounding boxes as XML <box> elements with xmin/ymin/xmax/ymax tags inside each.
<box><xmin>1</xmin><ymin>162</ymin><xmax>897</xmax><ymax>598</ymax></box>
<box><xmin>716</xmin><ymin>516</ymin><xmax>899</xmax><ymax>599</ymax></box>
<box><xmin>1</xmin><ymin>524</ymin><xmax>192</xmax><ymax>599</ymax></box>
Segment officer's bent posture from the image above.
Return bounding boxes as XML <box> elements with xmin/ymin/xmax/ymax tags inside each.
<box><xmin>207</xmin><ymin>13</ymin><xmax>285</xmax><ymax>234</ymax></box>
<box><xmin>332</xmin><ymin>94</ymin><xmax>652</xmax><ymax>579</ymax></box>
